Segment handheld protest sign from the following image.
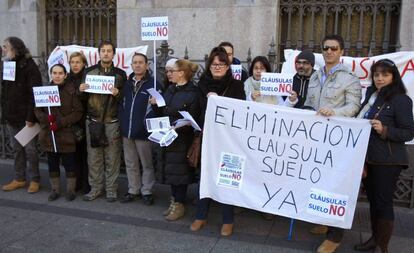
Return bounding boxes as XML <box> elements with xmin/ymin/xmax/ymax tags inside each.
<box><xmin>260</xmin><ymin>72</ymin><xmax>294</xmax><ymax>96</ymax></box>
<box><xmin>33</xmin><ymin>85</ymin><xmax>60</xmax><ymax>153</ymax></box>
<box><xmin>84</xmin><ymin>75</ymin><xmax>115</xmax><ymax>94</ymax></box>
<box><xmin>33</xmin><ymin>86</ymin><xmax>61</xmax><ymax>107</ymax></box>
<box><xmin>230</xmin><ymin>64</ymin><xmax>242</xmax><ymax>81</ymax></box>
<box><xmin>141</xmin><ymin>16</ymin><xmax>169</xmax><ymax>89</ymax></box>
<box><xmin>3</xmin><ymin>61</ymin><xmax>16</xmax><ymax>81</ymax></box>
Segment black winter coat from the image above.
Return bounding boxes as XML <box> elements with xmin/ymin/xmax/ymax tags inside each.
<box><xmin>362</xmin><ymin>86</ymin><xmax>414</xmax><ymax>166</ymax></box>
<box><xmin>154</xmin><ymin>81</ymin><xmax>201</xmax><ymax>185</ymax></box>
<box><xmin>1</xmin><ymin>54</ymin><xmax>42</xmax><ymax>126</ymax></box>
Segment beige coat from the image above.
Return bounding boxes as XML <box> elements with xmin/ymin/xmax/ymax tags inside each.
<box><xmin>304</xmin><ymin>64</ymin><xmax>361</xmax><ymax>117</ymax></box>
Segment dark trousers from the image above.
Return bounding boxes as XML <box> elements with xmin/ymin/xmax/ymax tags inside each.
<box><xmin>47</xmin><ymin>152</ymin><xmax>77</xmax><ymax>176</ymax></box>
<box><xmin>195</xmin><ymin>198</ymin><xmax>234</xmax><ymax>224</ymax></box>
<box><xmin>75</xmin><ymin>140</ymin><xmax>89</xmax><ymax>191</ymax></box>
<box><xmin>171</xmin><ymin>184</ymin><xmax>188</xmax><ymax>203</ymax></box>
<box><xmin>363</xmin><ymin>164</ymin><xmax>402</xmax><ymax>221</ymax></box>
<box><xmin>326</xmin><ymin>227</ymin><xmax>344</xmax><ymax>243</ymax></box>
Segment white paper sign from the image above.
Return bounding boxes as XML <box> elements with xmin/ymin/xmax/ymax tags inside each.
<box><xmin>260</xmin><ymin>72</ymin><xmax>294</xmax><ymax>96</ymax></box>
<box><xmin>230</xmin><ymin>64</ymin><xmax>242</xmax><ymax>80</ymax></box>
<box><xmin>141</xmin><ymin>16</ymin><xmax>169</xmax><ymax>41</ymax></box>
<box><xmin>200</xmin><ymin>96</ymin><xmax>372</xmax><ymax>229</ymax></box>
<box><xmin>84</xmin><ymin>75</ymin><xmax>115</xmax><ymax>94</ymax></box>
<box><xmin>47</xmin><ymin>45</ymin><xmax>148</xmax><ymax>77</ymax></box>
<box><xmin>178</xmin><ymin>111</ymin><xmax>201</xmax><ymax>131</ymax></box>
<box><xmin>146</xmin><ymin>117</ymin><xmax>171</xmax><ymax>132</ymax></box>
<box><xmin>3</xmin><ymin>61</ymin><xmax>16</xmax><ymax>81</ymax></box>
<box><xmin>14</xmin><ymin>123</ymin><xmax>41</xmax><ymax>147</ymax></box>
<box><xmin>147</xmin><ymin>88</ymin><xmax>166</xmax><ymax>107</ymax></box>
<box><xmin>33</xmin><ymin>86</ymin><xmax>61</xmax><ymax>107</ymax></box>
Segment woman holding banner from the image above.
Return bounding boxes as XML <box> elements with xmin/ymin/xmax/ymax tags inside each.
<box><xmin>67</xmin><ymin>52</ymin><xmax>90</xmax><ymax>194</ymax></box>
<box><xmin>244</xmin><ymin>56</ymin><xmax>297</xmax><ymax>106</ymax></box>
<box><xmin>355</xmin><ymin>59</ymin><xmax>414</xmax><ymax>253</ymax></box>
<box><xmin>35</xmin><ymin>64</ymin><xmax>83</xmax><ymax>201</ymax></box>
<box><xmin>150</xmin><ymin>59</ymin><xmax>201</xmax><ymax>221</ymax></box>
<box><xmin>190</xmin><ymin>47</ymin><xmax>245</xmax><ymax>236</ymax></box>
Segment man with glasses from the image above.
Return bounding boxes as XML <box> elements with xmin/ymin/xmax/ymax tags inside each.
<box><xmin>291</xmin><ymin>50</ymin><xmax>315</xmax><ymax>108</ymax></box>
<box><xmin>305</xmin><ymin>35</ymin><xmax>361</xmax><ymax>253</ymax></box>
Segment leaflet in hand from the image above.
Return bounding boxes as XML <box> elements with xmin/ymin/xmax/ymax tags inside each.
<box><xmin>178</xmin><ymin>111</ymin><xmax>201</xmax><ymax>131</ymax></box>
<box><xmin>146</xmin><ymin>117</ymin><xmax>171</xmax><ymax>132</ymax></box>
<box><xmin>147</xmin><ymin>88</ymin><xmax>166</xmax><ymax>107</ymax></box>
<box><xmin>148</xmin><ymin>129</ymin><xmax>178</xmax><ymax>147</ymax></box>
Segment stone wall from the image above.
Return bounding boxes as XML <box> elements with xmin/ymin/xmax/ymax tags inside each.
<box><xmin>399</xmin><ymin>0</ymin><xmax>414</xmax><ymax>51</ymax></box>
<box><xmin>117</xmin><ymin>0</ymin><xmax>279</xmax><ymax>60</ymax></box>
<box><xmin>0</xmin><ymin>0</ymin><xmax>46</xmax><ymax>56</ymax></box>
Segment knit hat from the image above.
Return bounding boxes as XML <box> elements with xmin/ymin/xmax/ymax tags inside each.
<box><xmin>165</xmin><ymin>58</ymin><xmax>178</xmax><ymax>68</ymax></box>
<box><xmin>297</xmin><ymin>50</ymin><xmax>315</xmax><ymax>66</ymax></box>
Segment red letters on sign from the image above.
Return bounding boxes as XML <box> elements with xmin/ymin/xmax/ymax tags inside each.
<box><xmin>329</xmin><ymin>205</ymin><xmax>345</xmax><ymax>217</ymax></box>
<box><xmin>401</xmin><ymin>59</ymin><xmax>414</xmax><ymax>78</ymax></box>
<box><xmin>156</xmin><ymin>27</ymin><xmax>168</xmax><ymax>36</ymax></box>
<box><xmin>48</xmin><ymin>95</ymin><xmax>60</xmax><ymax>103</ymax></box>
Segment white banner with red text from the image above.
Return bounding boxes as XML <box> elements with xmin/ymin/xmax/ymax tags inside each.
<box><xmin>47</xmin><ymin>45</ymin><xmax>148</xmax><ymax>77</ymax></box>
<box><xmin>200</xmin><ymin>96</ymin><xmax>371</xmax><ymax>229</ymax></box>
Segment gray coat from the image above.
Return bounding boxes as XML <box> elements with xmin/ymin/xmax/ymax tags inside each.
<box><xmin>304</xmin><ymin>64</ymin><xmax>362</xmax><ymax>117</ymax></box>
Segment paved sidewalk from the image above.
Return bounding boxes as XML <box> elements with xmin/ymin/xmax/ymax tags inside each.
<box><xmin>0</xmin><ymin>161</ymin><xmax>413</xmax><ymax>253</ymax></box>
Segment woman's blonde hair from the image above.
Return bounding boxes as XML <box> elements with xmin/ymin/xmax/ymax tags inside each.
<box><xmin>69</xmin><ymin>51</ymin><xmax>88</xmax><ymax>66</ymax></box>
<box><xmin>175</xmin><ymin>59</ymin><xmax>198</xmax><ymax>81</ymax></box>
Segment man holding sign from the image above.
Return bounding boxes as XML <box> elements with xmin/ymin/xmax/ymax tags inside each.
<box><xmin>1</xmin><ymin>37</ymin><xmax>41</xmax><ymax>194</ymax></box>
<box><xmin>79</xmin><ymin>41</ymin><xmax>127</xmax><ymax>202</ymax></box>
<box><xmin>305</xmin><ymin>35</ymin><xmax>362</xmax><ymax>253</ymax></box>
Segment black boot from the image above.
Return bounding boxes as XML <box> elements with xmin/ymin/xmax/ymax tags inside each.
<box><xmin>354</xmin><ymin>236</ymin><xmax>376</xmax><ymax>251</ymax></box>
<box><xmin>373</xmin><ymin>219</ymin><xmax>394</xmax><ymax>253</ymax></box>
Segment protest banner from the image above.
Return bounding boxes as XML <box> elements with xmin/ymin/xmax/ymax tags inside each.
<box><xmin>230</xmin><ymin>64</ymin><xmax>242</xmax><ymax>80</ymax></box>
<box><xmin>2</xmin><ymin>61</ymin><xmax>16</xmax><ymax>81</ymax></box>
<box><xmin>47</xmin><ymin>45</ymin><xmax>148</xmax><ymax>77</ymax></box>
<box><xmin>84</xmin><ymin>75</ymin><xmax>115</xmax><ymax>94</ymax></box>
<box><xmin>260</xmin><ymin>73</ymin><xmax>294</xmax><ymax>96</ymax></box>
<box><xmin>282</xmin><ymin>49</ymin><xmax>414</xmax><ymax>144</ymax></box>
<box><xmin>200</xmin><ymin>96</ymin><xmax>371</xmax><ymax>229</ymax></box>
<box><xmin>141</xmin><ymin>16</ymin><xmax>169</xmax><ymax>89</ymax></box>
<box><xmin>33</xmin><ymin>86</ymin><xmax>61</xmax><ymax>152</ymax></box>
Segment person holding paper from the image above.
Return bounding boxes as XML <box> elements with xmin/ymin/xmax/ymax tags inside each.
<box><xmin>289</xmin><ymin>50</ymin><xmax>315</xmax><ymax>108</ymax></box>
<box><xmin>190</xmin><ymin>47</ymin><xmax>245</xmax><ymax>236</ymax></box>
<box><xmin>354</xmin><ymin>59</ymin><xmax>414</xmax><ymax>253</ymax></box>
<box><xmin>305</xmin><ymin>35</ymin><xmax>362</xmax><ymax>253</ymax></box>
<box><xmin>150</xmin><ymin>59</ymin><xmax>201</xmax><ymax>221</ymax></box>
<box><xmin>219</xmin><ymin>42</ymin><xmax>248</xmax><ymax>83</ymax></box>
<box><xmin>119</xmin><ymin>53</ymin><xmax>160</xmax><ymax>206</ymax></box>
<box><xmin>1</xmin><ymin>37</ymin><xmax>41</xmax><ymax>193</ymax></box>
<box><xmin>34</xmin><ymin>64</ymin><xmax>83</xmax><ymax>201</ymax></box>
<box><xmin>67</xmin><ymin>51</ymin><xmax>90</xmax><ymax>194</ymax></box>
<box><xmin>78</xmin><ymin>41</ymin><xmax>127</xmax><ymax>202</ymax></box>
<box><xmin>244</xmin><ymin>56</ymin><xmax>297</xmax><ymax>106</ymax></box>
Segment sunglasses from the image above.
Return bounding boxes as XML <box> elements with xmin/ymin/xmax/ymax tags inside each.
<box><xmin>322</xmin><ymin>46</ymin><xmax>340</xmax><ymax>52</ymax></box>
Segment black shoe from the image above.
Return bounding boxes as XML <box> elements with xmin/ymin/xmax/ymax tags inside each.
<box><xmin>120</xmin><ymin>193</ymin><xmax>141</xmax><ymax>203</ymax></box>
<box><xmin>142</xmin><ymin>194</ymin><xmax>154</xmax><ymax>205</ymax></box>
<box><xmin>66</xmin><ymin>192</ymin><xmax>76</xmax><ymax>201</ymax></box>
<box><xmin>48</xmin><ymin>191</ymin><xmax>60</xmax><ymax>201</ymax></box>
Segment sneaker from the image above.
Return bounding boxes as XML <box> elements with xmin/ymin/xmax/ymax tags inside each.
<box><xmin>120</xmin><ymin>193</ymin><xmax>141</xmax><ymax>203</ymax></box>
<box><xmin>106</xmin><ymin>196</ymin><xmax>117</xmax><ymax>203</ymax></box>
<box><xmin>2</xmin><ymin>180</ymin><xmax>26</xmax><ymax>191</ymax></box>
<box><xmin>142</xmin><ymin>194</ymin><xmax>154</xmax><ymax>205</ymax></box>
<box><xmin>48</xmin><ymin>191</ymin><xmax>60</xmax><ymax>201</ymax></box>
<box><xmin>165</xmin><ymin>202</ymin><xmax>185</xmax><ymax>221</ymax></box>
<box><xmin>83</xmin><ymin>190</ymin><xmax>103</xmax><ymax>201</ymax></box>
<box><xmin>27</xmin><ymin>181</ymin><xmax>40</xmax><ymax>194</ymax></box>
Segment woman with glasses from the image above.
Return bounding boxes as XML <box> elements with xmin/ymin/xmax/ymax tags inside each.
<box><xmin>190</xmin><ymin>47</ymin><xmax>245</xmax><ymax>236</ymax></box>
<box><xmin>244</xmin><ymin>56</ymin><xmax>297</xmax><ymax>106</ymax></box>
<box><xmin>354</xmin><ymin>59</ymin><xmax>414</xmax><ymax>253</ymax></box>
<box><xmin>35</xmin><ymin>64</ymin><xmax>83</xmax><ymax>201</ymax></box>
<box><xmin>163</xmin><ymin>58</ymin><xmax>178</xmax><ymax>92</ymax></box>
<box><xmin>150</xmin><ymin>59</ymin><xmax>200</xmax><ymax>221</ymax></box>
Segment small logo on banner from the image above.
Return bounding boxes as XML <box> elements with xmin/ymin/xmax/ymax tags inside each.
<box><xmin>307</xmin><ymin>188</ymin><xmax>348</xmax><ymax>221</ymax></box>
<box><xmin>217</xmin><ymin>152</ymin><xmax>245</xmax><ymax>189</ymax></box>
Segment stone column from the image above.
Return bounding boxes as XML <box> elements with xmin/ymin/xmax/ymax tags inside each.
<box><xmin>399</xmin><ymin>0</ymin><xmax>414</xmax><ymax>51</ymax></box>
<box><xmin>0</xmin><ymin>0</ymin><xmax>47</xmax><ymax>56</ymax></box>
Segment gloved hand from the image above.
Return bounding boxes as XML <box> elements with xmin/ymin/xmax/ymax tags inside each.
<box><xmin>49</xmin><ymin>122</ymin><xmax>58</xmax><ymax>132</ymax></box>
<box><xmin>47</xmin><ymin>115</ymin><xmax>56</xmax><ymax>123</ymax></box>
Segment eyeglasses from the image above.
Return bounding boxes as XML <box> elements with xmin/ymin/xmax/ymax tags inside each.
<box><xmin>322</xmin><ymin>46</ymin><xmax>340</xmax><ymax>52</ymax></box>
<box><xmin>295</xmin><ymin>60</ymin><xmax>311</xmax><ymax>65</ymax></box>
<box><xmin>210</xmin><ymin>63</ymin><xmax>227</xmax><ymax>69</ymax></box>
<box><xmin>166</xmin><ymin>69</ymin><xmax>181</xmax><ymax>73</ymax></box>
